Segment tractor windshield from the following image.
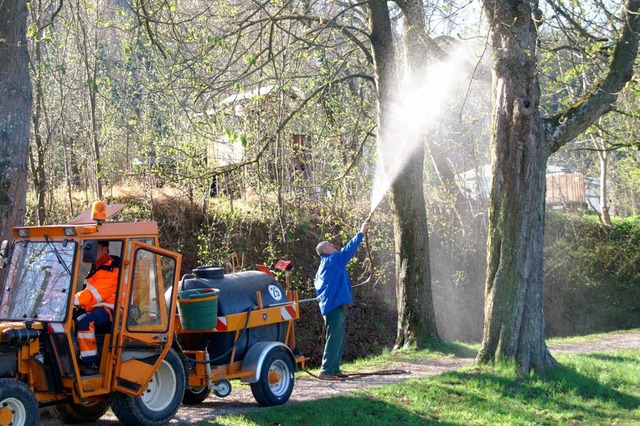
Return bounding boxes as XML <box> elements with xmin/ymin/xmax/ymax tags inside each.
<box><xmin>0</xmin><ymin>240</ymin><xmax>76</xmax><ymax>321</ymax></box>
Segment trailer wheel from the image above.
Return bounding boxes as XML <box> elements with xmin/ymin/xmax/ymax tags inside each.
<box><xmin>213</xmin><ymin>379</ymin><xmax>231</xmax><ymax>398</ymax></box>
<box><xmin>250</xmin><ymin>348</ymin><xmax>294</xmax><ymax>407</ymax></box>
<box><xmin>110</xmin><ymin>349</ymin><xmax>185</xmax><ymax>426</ymax></box>
<box><xmin>52</xmin><ymin>398</ymin><xmax>110</xmax><ymax>423</ymax></box>
<box><xmin>182</xmin><ymin>385</ymin><xmax>210</xmax><ymax>405</ymax></box>
<box><xmin>0</xmin><ymin>379</ymin><xmax>39</xmax><ymax>426</ymax></box>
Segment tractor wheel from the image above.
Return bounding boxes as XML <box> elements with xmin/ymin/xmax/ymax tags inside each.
<box><xmin>182</xmin><ymin>385</ymin><xmax>210</xmax><ymax>405</ymax></box>
<box><xmin>0</xmin><ymin>379</ymin><xmax>39</xmax><ymax>426</ymax></box>
<box><xmin>110</xmin><ymin>349</ymin><xmax>185</xmax><ymax>426</ymax></box>
<box><xmin>52</xmin><ymin>398</ymin><xmax>110</xmax><ymax>424</ymax></box>
<box><xmin>250</xmin><ymin>348</ymin><xmax>295</xmax><ymax>407</ymax></box>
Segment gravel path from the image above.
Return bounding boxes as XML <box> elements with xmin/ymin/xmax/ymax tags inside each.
<box><xmin>41</xmin><ymin>330</ymin><xmax>640</xmax><ymax>425</ymax></box>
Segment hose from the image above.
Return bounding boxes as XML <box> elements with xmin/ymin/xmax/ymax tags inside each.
<box><xmin>351</xmin><ymin>230</ymin><xmax>374</xmax><ymax>289</ymax></box>
<box><xmin>302</xmin><ymin>367</ymin><xmax>409</xmax><ymax>381</ymax></box>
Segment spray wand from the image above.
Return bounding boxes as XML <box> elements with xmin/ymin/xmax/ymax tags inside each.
<box><xmin>352</xmin><ymin>209</ymin><xmax>376</xmax><ymax>288</ymax></box>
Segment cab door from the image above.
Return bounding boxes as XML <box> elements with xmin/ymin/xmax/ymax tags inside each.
<box><xmin>113</xmin><ymin>241</ymin><xmax>181</xmax><ymax>396</ymax></box>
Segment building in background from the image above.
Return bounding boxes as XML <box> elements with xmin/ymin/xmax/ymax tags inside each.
<box><xmin>456</xmin><ymin>165</ymin><xmax>604</xmax><ymax>213</ymax></box>
<box><xmin>206</xmin><ymin>85</ymin><xmax>312</xmax><ymax>198</ymax></box>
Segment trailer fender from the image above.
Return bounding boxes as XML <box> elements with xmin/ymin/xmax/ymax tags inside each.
<box><xmin>240</xmin><ymin>342</ymin><xmax>295</xmax><ymax>384</ymax></box>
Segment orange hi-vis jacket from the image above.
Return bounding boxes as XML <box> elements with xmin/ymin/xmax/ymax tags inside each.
<box><xmin>74</xmin><ymin>254</ymin><xmax>120</xmax><ymax>312</ymax></box>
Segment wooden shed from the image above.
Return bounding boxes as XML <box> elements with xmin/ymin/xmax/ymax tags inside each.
<box><xmin>546</xmin><ymin>172</ymin><xmax>585</xmax><ymax>205</ymax></box>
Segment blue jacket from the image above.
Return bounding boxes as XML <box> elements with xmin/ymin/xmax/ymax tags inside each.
<box><xmin>314</xmin><ymin>232</ymin><xmax>364</xmax><ymax>315</ymax></box>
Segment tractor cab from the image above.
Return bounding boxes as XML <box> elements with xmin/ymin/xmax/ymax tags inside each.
<box><xmin>0</xmin><ymin>202</ymin><xmax>184</xmax><ymax>425</ymax></box>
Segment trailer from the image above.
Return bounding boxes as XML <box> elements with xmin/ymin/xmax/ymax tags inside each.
<box><xmin>0</xmin><ymin>201</ymin><xmax>305</xmax><ymax>426</ymax></box>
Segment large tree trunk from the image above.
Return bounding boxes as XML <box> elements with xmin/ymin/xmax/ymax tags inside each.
<box><xmin>478</xmin><ymin>0</ymin><xmax>640</xmax><ymax>375</ymax></box>
<box><xmin>477</xmin><ymin>0</ymin><xmax>555</xmax><ymax>374</ymax></box>
<box><xmin>0</xmin><ymin>0</ymin><xmax>31</xmax><ymax>238</ymax></box>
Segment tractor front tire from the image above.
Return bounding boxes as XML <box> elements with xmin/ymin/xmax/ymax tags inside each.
<box><xmin>250</xmin><ymin>348</ymin><xmax>295</xmax><ymax>407</ymax></box>
<box><xmin>0</xmin><ymin>379</ymin><xmax>39</xmax><ymax>426</ymax></box>
<box><xmin>52</xmin><ymin>398</ymin><xmax>110</xmax><ymax>424</ymax></box>
<box><xmin>110</xmin><ymin>349</ymin><xmax>185</xmax><ymax>426</ymax></box>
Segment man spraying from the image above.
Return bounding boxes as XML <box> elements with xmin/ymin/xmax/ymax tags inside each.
<box><xmin>314</xmin><ymin>220</ymin><xmax>370</xmax><ymax>379</ymax></box>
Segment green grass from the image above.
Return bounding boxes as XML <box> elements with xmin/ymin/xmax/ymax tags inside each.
<box><xmin>200</xmin><ymin>346</ymin><xmax>640</xmax><ymax>426</ymax></box>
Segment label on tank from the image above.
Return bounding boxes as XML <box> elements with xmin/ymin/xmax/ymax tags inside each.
<box><xmin>268</xmin><ymin>284</ymin><xmax>283</xmax><ymax>301</ymax></box>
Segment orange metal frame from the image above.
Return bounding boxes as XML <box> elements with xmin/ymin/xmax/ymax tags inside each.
<box><xmin>179</xmin><ymin>289</ymin><xmax>306</xmax><ymax>387</ymax></box>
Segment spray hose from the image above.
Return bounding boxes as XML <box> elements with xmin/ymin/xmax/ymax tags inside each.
<box><xmin>302</xmin><ymin>367</ymin><xmax>409</xmax><ymax>381</ymax></box>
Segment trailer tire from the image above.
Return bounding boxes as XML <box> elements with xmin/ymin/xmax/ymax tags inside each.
<box><xmin>0</xmin><ymin>378</ymin><xmax>39</xmax><ymax>426</ymax></box>
<box><xmin>250</xmin><ymin>348</ymin><xmax>294</xmax><ymax>407</ymax></box>
<box><xmin>182</xmin><ymin>385</ymin><xmax>210</xmax><ymax>405</ymax></box>
<box><xmin>110</xmin><ymin>349</ymin><xmax>185</xmax><ymax>426</ymax></box>
<box><xmin>213</xmin><ymin>379</ymin><xmax>231</xmax><ymax>398</ymax></box>
<box><xmin>52</xmin><ymin>398</ymin><xmax>110</xmax><ymax>423</ymax></box>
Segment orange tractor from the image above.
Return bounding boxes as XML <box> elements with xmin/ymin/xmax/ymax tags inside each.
<box><xmin>0</xmin><ymin>202</ymin><xmax>305</xmax><ymax>425</ymax></box>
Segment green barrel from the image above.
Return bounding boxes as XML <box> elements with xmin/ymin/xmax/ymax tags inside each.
<box><xmin>177</xmin><ymin>288</ymin><xmax>220</xmax><ymax>330</ymax></box>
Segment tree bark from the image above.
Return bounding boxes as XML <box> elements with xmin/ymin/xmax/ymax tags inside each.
<box><xmin>0</xmin><ymin>0</ymin><xmax>31</xmax><ymax>237</ymax></box>
<box><xmin>478</xmin><ymin>0</ymin><xmax>640</xmax><ymax>374</ymax></box>
<box><xmin>477</xmin><ymin>0</ymin><xmax>554</xmax><ymax>374</ymax></box>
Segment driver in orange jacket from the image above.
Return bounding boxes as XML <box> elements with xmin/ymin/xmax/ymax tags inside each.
<box><xmin>74</xmin><ymin>240</ymin><xmax>119</xmax><ymax>375</ymax></box>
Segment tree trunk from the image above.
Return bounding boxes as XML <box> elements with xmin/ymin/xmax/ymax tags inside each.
<box><xmin>396</xmin><ymin>0</ymin><xmax>439</xmax><ymax>346</ymax></box>
<box><xmin>30</xmin><ymin>28</ymin><xmax>47</xmax><ymax>225</ymax></box>
<box><xmin>479</xmin><ymin>0</ymin><xmax>640</xmax><ymax>375</ymax></box>
<box><xmin>595</xmin><ymin>135</ymin><xmax>611</xmax><ymax>226</ymax></box>
<box><xmin>369</xmin><ymin>0</ymin><xmax>438</xmax><ymax>348</ymax></box>
<box><xmin>477</xmin><ymin>0</ymin><xmax>555</xmax><ymax>374</ymax></box>
<box><xmin>0</xmin><ymin>0</ymin><xmax>31</xmax><ymax>237</ymax></box>
<box><xmin>390</xmin><ymin>152</ymin><xmax>438</xmax><ymax>348</ymax></box>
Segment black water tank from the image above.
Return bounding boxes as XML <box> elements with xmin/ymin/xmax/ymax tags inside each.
<box><xmin>178</xmin><ymin>267</ymin><xmax>288</xmax><ymax>365</ymax></box>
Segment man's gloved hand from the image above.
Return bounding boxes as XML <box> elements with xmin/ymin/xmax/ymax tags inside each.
<box><xmin>360</xmin><ymin>221</ymin><xmax>370</xmax><ymax>234</ymax></box>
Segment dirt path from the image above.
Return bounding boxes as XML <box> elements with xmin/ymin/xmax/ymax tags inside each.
<box><xmin>41</xmin><ymin>330</ymin><xmax>640</xmax><ymax>425</ymax></box>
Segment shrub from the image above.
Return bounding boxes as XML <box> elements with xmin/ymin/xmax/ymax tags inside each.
<box><xmin>545</xmin><ymin>212</ymin><xmax>640</xmax><ymax>336</ymax></box>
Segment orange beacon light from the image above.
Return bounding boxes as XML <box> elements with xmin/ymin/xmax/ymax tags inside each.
<box><xmin>91</xmin><ymin>201</ymin><xmax>107</xmax><ymax>222</ymax></box>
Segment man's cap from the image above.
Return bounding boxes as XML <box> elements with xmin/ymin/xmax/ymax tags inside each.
<box><xmin>316</xmin><ymin>241</ymin><xmax>331</xmax><ymax>256</ymax></box>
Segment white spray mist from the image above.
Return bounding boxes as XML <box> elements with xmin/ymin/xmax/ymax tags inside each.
<box><xmin>369</xmin><ymin>45</ymin><xmax>472</xmax><ymax>213</ymax></box>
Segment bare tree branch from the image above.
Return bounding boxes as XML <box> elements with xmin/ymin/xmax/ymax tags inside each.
<box><xmin>545</xmin><ymin>0</ymin><xmax>640</xmax><ymax>154</ymax></box>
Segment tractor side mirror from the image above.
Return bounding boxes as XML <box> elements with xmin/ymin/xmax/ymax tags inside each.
<box><xmin>0</xmin><ymin>240</ymin><xmax>8</xmax><ymax>268</ymax></box>
<box><xmin>82</xmin><ymin>241</ymin><xmax>98</xmax><ymax>263</ymax></box>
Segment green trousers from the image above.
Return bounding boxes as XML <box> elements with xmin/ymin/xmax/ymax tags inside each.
<box><xmin>320</xmin><ymin>306</ymin><xmax>346</xmax><ymax>374</ymax></box>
